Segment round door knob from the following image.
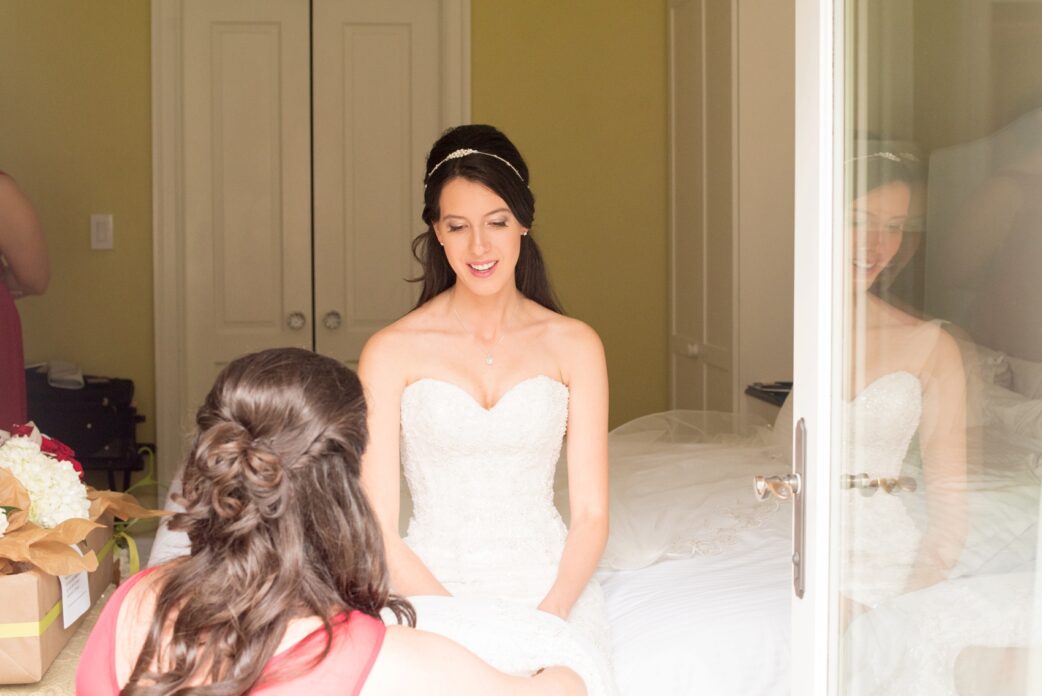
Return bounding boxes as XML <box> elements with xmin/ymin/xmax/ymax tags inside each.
<box><xmin>841</xmin><ymin>472</ymin><xmax>880</xmax><ymax>497</ymax></box>
<box><xmin>878</xmin><ymin>476</ymin><xmax>918</xmax><ymax>495</ymax></box>
<box><xmin>287</xmin><ymin>312</ymin><xmax>306</xmax><ymax>331</ymax></box>
<box><xmin>753</xmin><ymin>473</ymin><xmax>801</xmax><ymax>501</ymax></box>
<box><xmin>323</xmin><ymin>310</ymin><xmax>342</xmax><ymax>330</ymax></box>
<box><xmin>897</xmin><ymin>476</ymin><xmax>917</xmax><ymax>493</ymax></box>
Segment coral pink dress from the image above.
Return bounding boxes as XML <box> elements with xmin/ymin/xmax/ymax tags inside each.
<box><xmin>0</xmin><ymin>279</ymin><xmax>26</xmax><ymax>429</ymax></box>
<box><xmin>76</xmin><ymin>567</ymin><xmax>387</xmax><ymax>695</ymax></box>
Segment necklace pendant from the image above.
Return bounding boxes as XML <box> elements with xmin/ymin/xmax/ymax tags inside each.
<box><xmin>485</xmin><ymin>355</ymin><xmax>494</xmax><ymax>366</ymax></box>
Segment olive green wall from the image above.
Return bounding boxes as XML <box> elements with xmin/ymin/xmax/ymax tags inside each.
<box><xmin>1</xmin><ymin>0</ymin><xmax>669</xmax><ymax>439</ymax></box>
<box><xmin>471</xmin><ymin>1</ymin><xmax>670</xmax><ymax>426</ymax></box>
<box><xmin>0</xmin><ymin>1</ymin><xmax>155</xmax><ymax>443</ymax></box>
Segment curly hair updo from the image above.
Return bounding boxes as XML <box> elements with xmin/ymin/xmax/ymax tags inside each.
<box><xmin>124</xmin><ymin>348</ymin><xmax>413</xmax><ymax>695</ymax></box>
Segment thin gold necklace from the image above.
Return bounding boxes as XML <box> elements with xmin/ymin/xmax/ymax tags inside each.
<box><xmin>450</xmin><ymin>301</ymin><xmax>506</xmax><ymax>367</ymax></box>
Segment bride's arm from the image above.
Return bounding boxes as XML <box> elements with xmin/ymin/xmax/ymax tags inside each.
<box><xmin>538</xmin><ymin>322</ymin><xmax>609</xmax><ymax>619</ymax></box>
<box><xmin>359</xmin><ymin>331</ymin><xmax>451</xmax><ymax>598</ymax></box>
<box><xmin>906</xmin><ymin>329</ymin><xmax>968</xmax><ymax>591</ymax></box>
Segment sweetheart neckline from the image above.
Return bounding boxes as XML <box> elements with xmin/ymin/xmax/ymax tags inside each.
<box><xmin>403</xmin><ymin>374</ymin><xmax>568</xmax><ymax>412</ymax></box>
<box><xmin>849</xmin><ymin>370</ymin><xmax>920</xmax><ymax>404</ymax></box>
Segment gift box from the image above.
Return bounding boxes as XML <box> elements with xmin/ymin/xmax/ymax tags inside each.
<box><xmin>0</xmin><ymin>517</ymin><xmax>114</xmax><ymax>684</ymax></box>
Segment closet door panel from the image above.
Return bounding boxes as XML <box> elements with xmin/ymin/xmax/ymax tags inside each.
<box><xmin>182</xmin><ymin>0</ymin><xmax>312</xmax><ymax>407</ymax></box>
<box><xmin>670</xmin><ymin>0</ymin><xmax>708</xmax><ymax>408</ymax></box>
<box><xmin>312</xmin><ymin>0</ymin><xmax>443</xmax><ymax>362</ymax></box>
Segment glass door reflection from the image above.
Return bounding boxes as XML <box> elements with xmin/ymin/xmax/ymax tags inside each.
<box><xmin>836</xmin><ymin>2</ymin><xmax>1042</xmax><ymax>694</ymax></box>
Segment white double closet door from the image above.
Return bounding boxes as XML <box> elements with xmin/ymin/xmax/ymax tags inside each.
<box><xmin>170</xmin><ymin>0</ymin><xmax>466</xmax><ymax>415</ymax></box>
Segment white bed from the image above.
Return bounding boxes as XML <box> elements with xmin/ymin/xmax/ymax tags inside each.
<box><xmin>580</xmin><ymin>346</ymin><xmax>1041</xmax><ymax>695</ymax></box>
<box><xmin>550</xmin><ymin>411</ymin><xmax>796</xmax><ymax>694</ymax></box>
<box><xmin>596</xmin><ymin>473</ymin><xmax>791</xmax><ymax>695</ymax></box>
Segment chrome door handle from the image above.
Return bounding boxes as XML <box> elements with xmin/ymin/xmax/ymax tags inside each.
<box><xmin>792</xmin><ymin>418</ymin><xmax>806</xmax><ymax>599</ymax></box>
<box><xmin>755</xmin><ymin>419</ymin><xmax>807</xmax><ymax>600</ymax></box>
<box><xmin>286</xmin><ymin>311</ymin><xmax>306</xmax><ymax>330</ymax></box>
<box><xmin>754</xmin><ymin>473</ymin><xmax>802</xmax><ymax>501</ymax></box>
<box><xmin>322</xmin><ymin>310</ymin><xmax>342</xmax><ymax>330</ymax></box>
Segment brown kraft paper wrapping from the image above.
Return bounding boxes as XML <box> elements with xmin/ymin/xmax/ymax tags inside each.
<box><xmin>0</xmin><ymin>518</ymin><xmax>114</xmax><ymax>684</ymax></box>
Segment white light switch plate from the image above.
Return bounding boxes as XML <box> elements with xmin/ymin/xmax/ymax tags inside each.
<box><xmin>90</xmin><ymin>214</ymin><xmax>114</xmax><ymax>250</ymax></box>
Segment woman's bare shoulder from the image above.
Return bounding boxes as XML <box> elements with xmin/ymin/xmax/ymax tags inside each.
<box><xmin>873</xmin><ymin>297</ymin><xmax>923</xmax><ymax>329</ymax></box>
<box><xmin>525</xmin><ymin>307</ymin><xmax>605</xmax><ymax>387</ymax></box>
<box><xmin>120</xmin><ymin>567</ymin><xmax>166</xmax><ymax>621</ymax></box>
<box><xmin>923</xmin><ymin>324</ymin><xmax>964</xmax><ymax>378</ymax></box>
<box><xmin>361</xmin><ymin>299</ymin><xmax>448</xmax><ymax>370</ymax></box>
<box><xmin>529</xmin><ymin>305</ymin><xmax>601</xmax><ymax>350</ymax></box>
<box><xmin>873</xmin><ymin>301</ymin><xmax>963</xmax><ymax>377</ymax></box>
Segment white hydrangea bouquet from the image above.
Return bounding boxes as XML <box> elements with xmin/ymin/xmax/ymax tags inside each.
<box><xmin>0</xmin><ymin>422</ymin><xmax>164</xmax><ymax>576</ymax></box>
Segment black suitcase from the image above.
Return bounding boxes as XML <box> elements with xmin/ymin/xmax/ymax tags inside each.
<box><xmin>24</xmin><ymin>367</ymin><xmax>145</xmax><ymax>489</ymax></box>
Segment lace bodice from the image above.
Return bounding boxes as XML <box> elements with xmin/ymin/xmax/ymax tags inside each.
<box><xmin>400</xmin><ymin>375</ymin><xmax>570</xmax><ymax>595</ymax></box>
<box><xmin>843</xmin><ymin>371</ymin><xmax>923</xmax><ymax>477</ymax></box>
<box><xmin>398</xmin><ymin>375</ymin><xmax>617</xmax><ymax>695</ymax></box>
<box><xmin>841</xmin><ymin>371</ymin><xmax>925</xmax><ymax>606</ymax></box>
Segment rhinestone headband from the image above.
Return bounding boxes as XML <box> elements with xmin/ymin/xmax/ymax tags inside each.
<box><xmin>424</xmin><ymin>148</ymin><xmax>527</xmax><ymax>188</ymax></box>
<box><xmin>848</xmin><ymin>151</ymin><xmax>920</xmax><ymax>164</ymax></box>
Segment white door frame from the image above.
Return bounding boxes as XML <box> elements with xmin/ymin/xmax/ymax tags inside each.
<box><xmin>150</xmin><ymin>0</ymin><xmax>470</xmax><ymax>489</ymax></box>
<box><xmin>791</xmin><ymin>0</ymin><xmax>843</xmax><ymax>692</ymax></box>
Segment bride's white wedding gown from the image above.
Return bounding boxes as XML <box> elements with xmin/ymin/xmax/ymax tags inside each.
<box><xmin>841</xmin><ymin>370</ymin><xmax>925</xmax><ymax>606</ymax></box>
<box><xmin>397</xmin><ymin>375</ymin><xmax>617</xmax><ymax>695</ymax></box>
<box><xmin>840</xmin><ymin>372</ymin><xmax>1034</xmax><ymax>695</ymax></box>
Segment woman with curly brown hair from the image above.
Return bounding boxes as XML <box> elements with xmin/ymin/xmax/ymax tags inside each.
<box><xmin>76</xmin><ymin>348</ymin><xmax>584</xmax><ymax>695</ymax></box>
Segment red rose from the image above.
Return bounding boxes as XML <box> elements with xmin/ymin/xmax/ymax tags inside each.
<box><xmin>41</xmin><ymin>436</ymin><xmax>76</xmax><ymax>461</ymax></box>
<box><xmin>9</xmin><ymin>424</ymin><xmax>34</xmax><ymax>437</ymax></box>
<box><xmin>39</xmin><ymin>435</ymin><xmax>83</xmax><ymax>482</ymax></box>
<box><xmin>67</xmin><ymin>457</ymin><xmax>85</xmax><ymax>481</ymax></box>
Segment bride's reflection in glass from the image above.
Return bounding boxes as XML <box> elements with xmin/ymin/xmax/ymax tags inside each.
<box><xmin>840</xmin><ymin>143</ymin><xmax>1038</xmax><ymax>695</ymax></box>
<box><xmin>840</xmin><ymin>146</ymin><xmax>969</xmax><ymax>624</ymax></box>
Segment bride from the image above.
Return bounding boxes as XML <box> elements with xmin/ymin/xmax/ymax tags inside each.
<box><xmin>359</xmin><ymin>125</ymin><xmax>616</xmax><ymax>694</ymax></box>
<box><xmin>839</xmin><ymin>148</ymin><xmax>970</xmax><ymax>611</ymax></box>
<box><xmin>838</xmin><ymin>147</ymin><xmax>1038</xmax><ymax>694</ymax></box>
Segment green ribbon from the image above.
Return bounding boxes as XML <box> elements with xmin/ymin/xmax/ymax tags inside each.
<box><xmin>112</xmin><ymin>445</ymin><xmax>152</xmax><ymax>576</ymax></box>
<box><xmin>113</xmin><ymin>530</ymin><xmax>141</xmax><ymax>577</ymax></box>
<box><xmin>0</xmin><ymin>600</ymin><xmax>62</xmax><ymax>639</ymax></box>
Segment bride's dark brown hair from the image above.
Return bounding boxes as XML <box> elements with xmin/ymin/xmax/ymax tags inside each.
<box><xmin>123</xmin><ymin>348</ymin><xmax>414</xmax><ymax>695</ymax></box>
<box><xmin>412</xmin><ymin>124</ymin><xmax>564</xmax><ymax>313</ymax></box>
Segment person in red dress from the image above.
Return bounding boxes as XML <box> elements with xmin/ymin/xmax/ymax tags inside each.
<box><xmin>0</xmin><ymin>172</ymin><xmax>48</xmax><ymax>428</ymax></box>
<box><xmin>76</xmin><ymin>348</ymin><xmax>585</xmax><ymax>696</ymax></box>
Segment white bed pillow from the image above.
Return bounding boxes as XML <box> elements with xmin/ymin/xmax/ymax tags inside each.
<box><xmin>957</xmin><ymin>339</ymin><xmax>1013</xmax><ymax>390</ymax></box>
<box><xmin>1008</xmin><ymin>355</ymin><xmax>1042</xmax><ymax>399</ymax></box>
<box><xmin>981</xmin><ymin>381</ymin><xmax>1042</xmax><ymax>442</ymax></box>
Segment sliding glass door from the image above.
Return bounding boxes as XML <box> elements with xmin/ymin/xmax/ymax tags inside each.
<box><xmin>792</xmin><ymin>0</ymin><xmax>1042</xmax><ymax>692</ymax></box>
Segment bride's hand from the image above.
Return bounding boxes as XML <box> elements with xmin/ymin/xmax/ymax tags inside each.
<box><xmin>536</xmin><ymin>598</ymin><xmax>569</xmax><ymax>620</ymax></box>
<box><xmin>531</xmin><ymin>666</ymin><xmax>587</xmax><ymax>695</ymax></box>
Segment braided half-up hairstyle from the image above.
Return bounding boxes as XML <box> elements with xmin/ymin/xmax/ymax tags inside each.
<box><xmin>412</xmin><ymin>124</ymin><xmax>563</xmax><ymax>313</ymax></box>
<box><xmin>123</xmin><ymin>348</ymin><xmax>414</xmax><ymax>695</ymax></box>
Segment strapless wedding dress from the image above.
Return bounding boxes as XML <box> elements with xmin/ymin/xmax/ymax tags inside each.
<box><xmin>841</xmin><ymin>371</ymin><xmax>924</xmax><ymax>606</ymax></box>
<box><xmin>398</xmin><ymin>375</ymin><xmax>617</xmax><ymax>695</ymax></box>
<box><xmin>840</xmin><ymin>372</ymin><xmax>1035</xmax><ymax>694</ymax></box>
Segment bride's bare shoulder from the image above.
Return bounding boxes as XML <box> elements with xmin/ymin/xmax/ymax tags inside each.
<box><xmin>872</xmin><ymin>298</ymin><xmax>963</xmax><ymax>378</ymax></box>
<box><xmin>526</xmin><ymin>305</ymin><xmax>605</xmax><ymax>375</ymax></box>
<box><xmin>361</xmin><ymin>297</ymin><xmax>449</xmax><ymax>368</ymax></box>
